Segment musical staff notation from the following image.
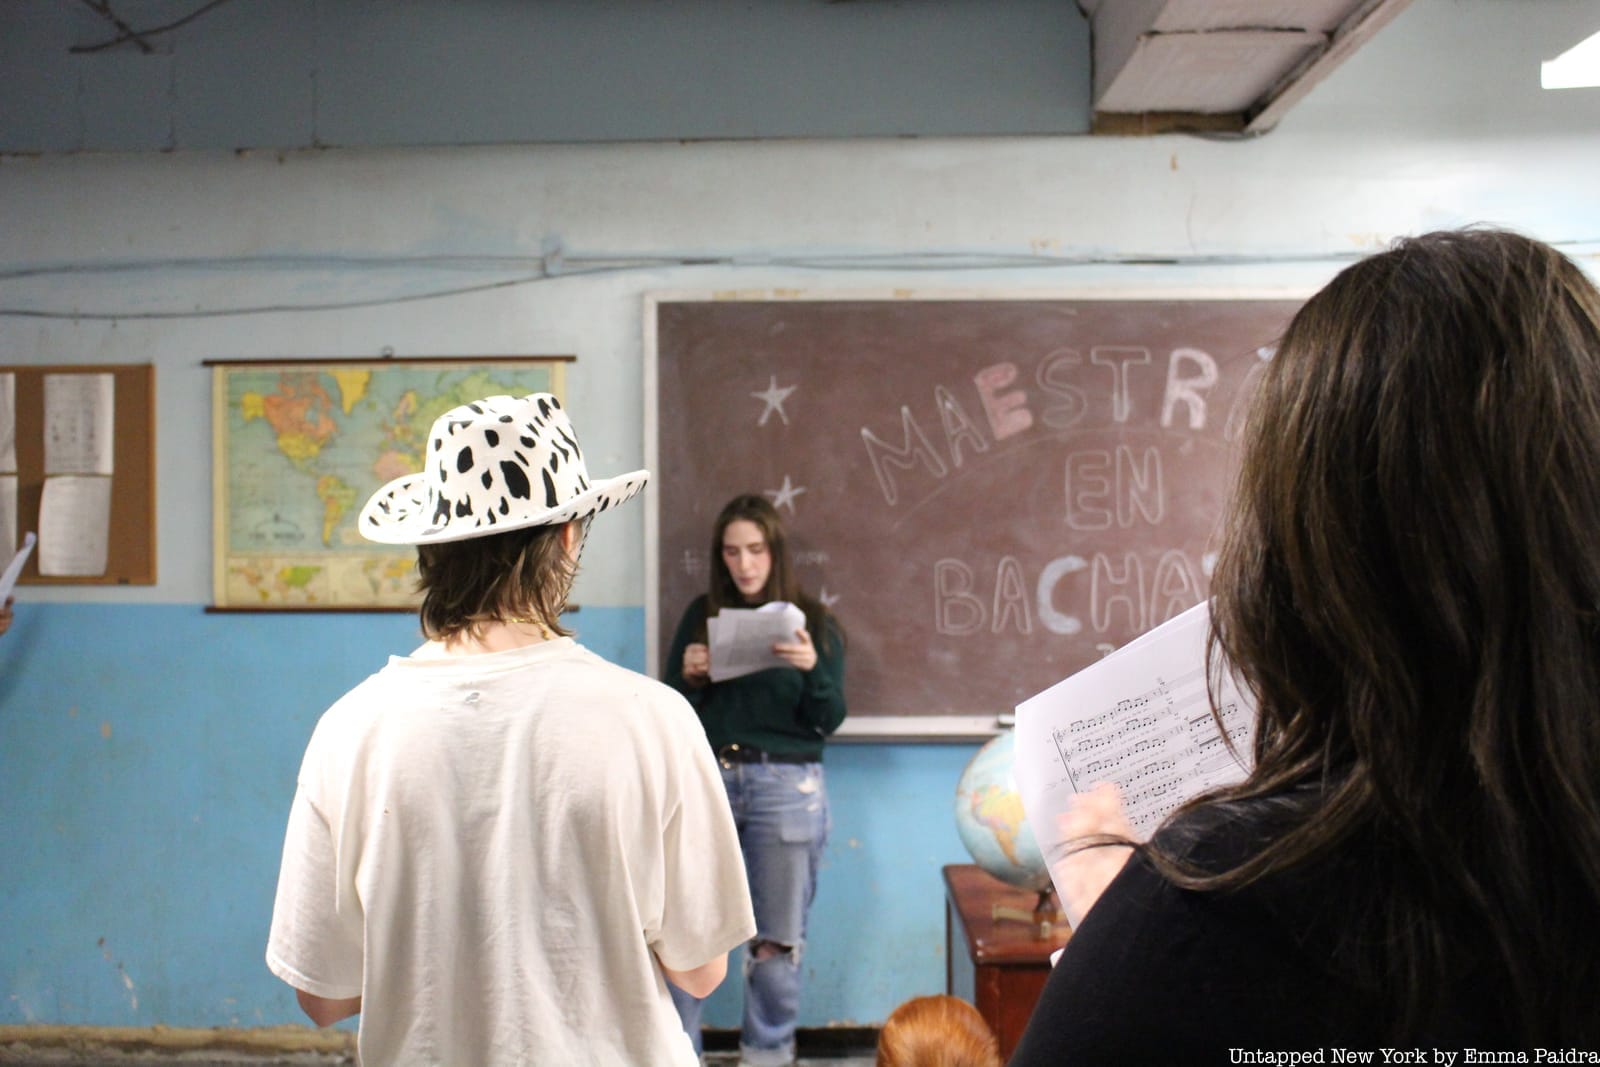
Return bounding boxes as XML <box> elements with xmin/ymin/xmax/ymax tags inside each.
<box><xmin>1017</xmin><ymin>600</ymin><xmax>1258</xmax><ymax>844</ymax></box>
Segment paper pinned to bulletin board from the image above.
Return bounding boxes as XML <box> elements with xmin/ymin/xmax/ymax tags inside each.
<box><xmin>0</xmin><ymin>364</ymin><xmax>156</xmax><ymax>585</ymax></box>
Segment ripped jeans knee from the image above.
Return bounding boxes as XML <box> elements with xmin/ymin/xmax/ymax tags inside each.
<box><xmin>745</xmin><ymin>937</ymin><xmax>802</xmax><ymax>970</ymax></box>
<box><xmin>740</xmin><ymin>938</ymin><xmax>805</xmax><ymax>1063</ymax></box>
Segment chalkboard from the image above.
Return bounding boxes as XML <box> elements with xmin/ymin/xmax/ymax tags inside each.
<box><xmin>646</xmin><ymin>294</ymin><xmax>1302</xmax><ymax>739</ymax></box>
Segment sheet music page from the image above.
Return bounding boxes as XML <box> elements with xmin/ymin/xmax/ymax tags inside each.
<box><xmin>0</xmin><ymin>373</ymin><xmax>15</xmax><ymax>473</ymax></box>
<box><xmin>37</xmin><ymin>475</ymin><xmax>112</xmax><ymax>576</ymax></box>
<box><xmin>1014</xmin><ymin>601</ymin><xmax>1257</xmax><ymax>879</ymax></box>
<box><xmin>0</xmin><ymin>475</ymin><xmax>15</xmax><ymax>555</ymax></box>
<box><xmin>708</xmin><ymin>601</ymin><xmax>807</xmax><ymax>682</ymax></box>
<box><xmin>43</xmin><ymin>373</ymin><xmax>115</xmax><ymax>475</ymax></box>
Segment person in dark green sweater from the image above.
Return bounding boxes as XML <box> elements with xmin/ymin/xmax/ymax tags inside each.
<box><xmin>664</xmin><ymin>493</ymin><xmax>846</xmax><ymax>1066</ymax></box>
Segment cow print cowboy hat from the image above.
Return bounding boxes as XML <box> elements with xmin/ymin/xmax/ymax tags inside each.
<box><xmin>357</xmin><ymin>392</ymin><xmax>649</xmax><ymax>546</ymax></box>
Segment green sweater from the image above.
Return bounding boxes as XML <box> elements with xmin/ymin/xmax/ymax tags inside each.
<box><xmin>664</xmin><ymin>595</ymin><xmax>847</xmax><ymax>760</ymax></box>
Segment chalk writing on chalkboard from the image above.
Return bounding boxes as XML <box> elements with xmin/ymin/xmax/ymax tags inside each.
<box><xmin>650</xmin><ymin>296</ymin><xmax>1301</xmax><ymax>733</ymax></box>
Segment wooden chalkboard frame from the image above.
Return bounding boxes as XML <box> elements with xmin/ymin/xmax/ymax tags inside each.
<box><xmin>644</xmin><ymin>289</ymin><xmax>1309</xmax><ymax>742</ymax></box>
<box><xmin>3</xmin><ymin>363</ymin><xmax>156</xmax><ymax>586</ymax></box>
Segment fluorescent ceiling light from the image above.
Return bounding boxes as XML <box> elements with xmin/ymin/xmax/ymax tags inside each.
<box><xmin>1542</xmin><ymin>28</ymin><xmax>1600</xmax><ymax>89</ymax></box>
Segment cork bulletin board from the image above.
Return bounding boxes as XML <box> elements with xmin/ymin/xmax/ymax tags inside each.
<box><xmin>3</xmin><ymin>362</ymin><xmax>156</xmax><ymax>586</ymax></box>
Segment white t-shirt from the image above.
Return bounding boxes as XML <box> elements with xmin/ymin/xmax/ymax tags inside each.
<box><xmin>266</xmin><ymin>637</ymin><xmax>755</xmax><ymax>1066</ymax></box>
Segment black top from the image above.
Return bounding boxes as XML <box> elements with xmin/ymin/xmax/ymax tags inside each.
<box><xmin>1009</xmin><ymin>803</ymin><xmax>1515</xmax><ymax>1065</ymax></box>
<box><xmin>664</xmin><ymin>594</ymin><xmax>847</xmax><ymax>759</ymax></box>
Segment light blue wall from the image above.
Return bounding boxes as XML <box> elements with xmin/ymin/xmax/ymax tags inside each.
<box><xmin>1</xmin><ymin>606</ymin><xmax>423</xmax><ymax>1026</ymax></box>
<box><xmin>0</xmin><ymin>604</ymin><xmax>976</xmax><ymax>1028</ymax></box>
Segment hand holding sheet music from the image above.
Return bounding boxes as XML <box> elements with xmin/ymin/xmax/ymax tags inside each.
<box><xmin>1013</xmin><ymin>601</ymin><xmax>1257</xmax><ymax>915</ymax></box>
<box><xmin>1046</xmin><ymin>781</ymin><xmax>1136</xmax><ymax>927</ymax></box>
<box><xmin>708</xmin><ymin>601</ymin><xmax>808</xmax><ymax>682</ymax></box>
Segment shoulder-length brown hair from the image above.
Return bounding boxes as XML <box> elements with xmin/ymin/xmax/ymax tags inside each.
<box><xmin>414</xmin><ymin>520</ymin><xmax>581</xmax><ymax>641</ymax></box>
<box><xmin>1178</xmin><ymin>228</ymin><xmax>1600</xmax><ymax>1039</ymax></box>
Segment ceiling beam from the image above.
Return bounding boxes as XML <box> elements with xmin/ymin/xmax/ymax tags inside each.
<box><xmin>1244</xmin><ymin>0</ymin><xmax>1415</xmax><ymax>133</ymax></box>
<box><xmin>1079</xmin><ymin>0</ymin><xmax>1415</xmax><ymax>136</ymax></box>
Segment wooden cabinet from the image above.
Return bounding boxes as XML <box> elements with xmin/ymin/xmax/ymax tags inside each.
<box><xmin>943</xmin><ymin>864</ymin><xmax>1071</xmax><ymax>1061</ymax></box>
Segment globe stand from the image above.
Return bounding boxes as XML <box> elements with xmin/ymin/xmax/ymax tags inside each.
<box><xmin>991</xmin><ymin>886</ymin><xmax>1062</xmax><ymax>940</ymax></box>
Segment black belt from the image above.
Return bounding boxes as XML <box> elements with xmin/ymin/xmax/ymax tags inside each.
<box><xmin>716</xmin><ymin>743</ymin><xmax>818</xmax><ymax>768</ymax></box>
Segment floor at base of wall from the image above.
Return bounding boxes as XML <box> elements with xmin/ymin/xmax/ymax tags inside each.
<box><xmin>705</xmin><ymin>1026</ymin><xmax>877</xmax><ymax>1064</ymax></box>
<box><xmin>0</xmin><ymin>1058</ymin><xmax>875</xmax><ymax>1066</ymax></box>
<box><xmin>0</xmin><ymin>1028</ymin><xmax>880</xmax><ymax>1066</ymax></box>
<box><xmin>0</xmin><ymin>1054</ymin><xmax>875</xmax><ymax>1066</ymax></box>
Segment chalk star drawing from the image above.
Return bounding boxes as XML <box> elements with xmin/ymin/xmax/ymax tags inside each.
<box><xmin>766</xmin><ymin>475</ymin><xmax>807</xmax><ymax>514</ymax></box>
<box><xmin>751</xmin><ymin>375</ymin><xmax>797</xmax><ymax>426</ymax></box>
<box><xmin>819</xmin><ymin>586</ymin><xmax>841</xmax><ymax>609</ymax></box>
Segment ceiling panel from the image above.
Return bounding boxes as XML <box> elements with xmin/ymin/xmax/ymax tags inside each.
<box><xmin>1079</xmin><ymin>0</ymin><xmax>1416</xmax><ymax>134</ymax></box>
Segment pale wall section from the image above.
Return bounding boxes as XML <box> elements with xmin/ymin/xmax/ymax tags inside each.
<box><xmin>0</xmin><ymin>0</ymin><xmax>1090</xmax><ymax>152</ymax></box>
<box><xmin>2</xmin><ymin>0</ymin><xmax>1599</xmax><ymax>1033</ymax></box>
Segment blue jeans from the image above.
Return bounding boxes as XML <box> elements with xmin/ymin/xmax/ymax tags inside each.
<box><xmin>671</xmin><ymin>760</ymin><xmax>830</xmax><ymax>1066</ymax></box>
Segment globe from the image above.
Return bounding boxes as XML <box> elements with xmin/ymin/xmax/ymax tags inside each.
<box><xmin>953</xmin><ymin>729</ymin><xmax>1053</xmax><ymax>893</ymax></box>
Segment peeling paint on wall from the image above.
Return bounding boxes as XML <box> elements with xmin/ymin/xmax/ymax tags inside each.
<box><xmin>98</xmin><ymin>939</ymin><xmax>138</xmax><ymax>1013</ymax></box>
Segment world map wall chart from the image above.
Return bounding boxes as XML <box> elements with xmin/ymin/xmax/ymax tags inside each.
<box><xmin>211</xmin><ymin>359</ymin><xmax>566</xmax><ymax>609</ymax></box>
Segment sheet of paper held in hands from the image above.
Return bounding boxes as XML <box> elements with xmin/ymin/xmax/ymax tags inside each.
<box><xmin>1014</xmin><ymin>600</ymin><xmax>1258</xmax><ymax>876</ymax></box>
<box><xmin>0</xmin><ymin>531</ymin><xmax>35</xmax><ymax>602</ymax></box>
<box><xmin>709</xmin><ymin>601</ymin><xmax>807</xmax><ymax>682</ymax></box>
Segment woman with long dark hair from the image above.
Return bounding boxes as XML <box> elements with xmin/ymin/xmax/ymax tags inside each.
<box><xmin>1013</xmin><ymin>229</ymin><xmax>1600</xmax><ymax>1059</ymax></box>
<box><xmin>665</xmin><ymin>493</ymin><xmax>847</xmax><ymax>1066</ymax></box>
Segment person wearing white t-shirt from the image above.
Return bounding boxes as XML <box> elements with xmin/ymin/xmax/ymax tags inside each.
<box><xmin>266</xmin><ymin>392</ymin><xmax>755</xmax><ymax>1066</ymax></box>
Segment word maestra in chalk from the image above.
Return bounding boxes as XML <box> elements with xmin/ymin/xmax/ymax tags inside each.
<box><xmin>860</xmin><ymin>346</ymin><xmax>1259</xmax><ymax>508</ymax></box>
